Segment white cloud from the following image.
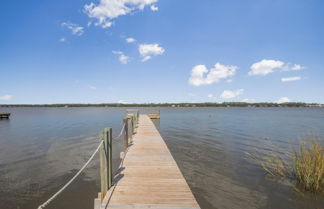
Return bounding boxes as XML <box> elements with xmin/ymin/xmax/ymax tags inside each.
<box><xmin>138</xmin><ymin>43</ymin><xmax>165</xmax><ymax>62</ymax></box>
<box><xmin>249</xmin><ymin>59</ymin><xmax>284</xmax><ymax>76</ymax></box>
<box><xmin>112</xmin><ymin>51</ymin><xmax>130</xmax><ymax>64</ymax></box>
<box><xmin>220</xmin><ymin>89</ymin><xmax>244</xmax><ymax>99</ymax></box>
<box><xmin>102</xmin><ymin>21</ymin><xmax>113</xmax><ymax>28</ymax></box>
<box><xmin>117</xmin><ymin>100</ymin><xmax>126</xmax><ymax>104</ymax></box>
<box><xmin>61</xmin><ymin>22</ymin><xmax>84</xmax><ymax>36</ymax></box>
<box><xmin>88</xmin><ymin>85</ymin><xmax>97</xmax><ymax>90</ymax></box>
<box><xmin>277</xmin><ymin>97</ymin><xmax>290</xmax><ymax>103</ymax></box>
<box><xmin>0</xmin><ymin>95</ymin><xmax>13</xmax><ymax>101</ymax></box>
<box><xmin>59</xmin><ymin>37</ymin><xmax>66</xmax><ymax>42</ymax></box>
<box><xmin>126</xmin><ymin>37</ymin><xmax>136</xmax><ymax>43</ymax></box>
<box><xmin>188</xmin><ymin>63</ymin><xmax>237</xmax><ymax>86</ymax></box>
<box><xmin>84</xmin><ymin>0</ymin><xmax>158</xmax><ymax>28</ymax></box>
<box><xmin>207</xmin><ymin>94</ymin><xmax>213</xmax><ymax>99</ymax></box>
<box><xmin>142</xmin><ymin>56</ymin><xmax>151</xmax><ymax>62</ymax></box>
<box><xmin>291</xmin><ymin>64</ymin><xmax>304</xmax><ymax>71</ymax></box>
<box><xmin>119</xmin><ymin>54</ymin><xmax>130</xmax><ymax>64</ymax></box>
<box><xmin>281</xmin><ymin>76</ymin><xmax>301</xmax><ymax>82</ymax></box>
<box><xmin>150</xmin><ymin>5</ymin><xmax>158</xmax><ymax>11</ymax></box>
<box><xmin>249</xmin><ymin>59</ymin><xmax>305</xmax><ymax>76</ymax></box>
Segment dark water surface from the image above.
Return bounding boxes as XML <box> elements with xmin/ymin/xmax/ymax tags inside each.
<box><xmin>0</xmin><ymin>107</ymin><xmax>324</xmax><ymax>209</ymax></box>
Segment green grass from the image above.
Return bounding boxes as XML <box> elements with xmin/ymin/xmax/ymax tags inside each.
<box><xmin>247</xmin><ymin>139</ymin><xmax>324</xmax><ymax>194</ymax></box>
<box><xmin>293</xmin><ymin>141</ymin><xmax>324</xmax><ymax>193</ymax></box>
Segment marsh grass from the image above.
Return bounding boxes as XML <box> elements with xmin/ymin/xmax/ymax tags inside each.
<box><xmin>247</xmin><ymin>139</ymin><xmax>324</xmax><ymax>194</ymax></box>
<box><xmin>293</xmin><ymin>141</ymin><xmax>324</xmax><ymax>193</ymax></box>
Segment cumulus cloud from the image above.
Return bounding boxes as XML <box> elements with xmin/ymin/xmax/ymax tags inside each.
<box><xmin>188</xmin><ymin>63</ymin><xmax>237</xmax><ymax>86</ymax></box>
<box><xmin>84</xmin><ymin>0</ymin><xmax>158</xmax><ymax>28</ymax></box>
<box><xmin>248</xmin><ymin>59</ymin><xmax>304</xmax><ymax>76</ymax></box>
<box><xmin>220</xmin><ymin>89</ymin><xmax>244</xmax><ymax>99</ymax></box>
<box><xmin>277</xmin><ymin>97</ymin><xmax>290</xmax><ymax>103</ymax></box>
<box><xmin>61</xmin><ymin>22</ymin><xmax>84</xmax><ymax>36</ymax></box>
<box><xmin>249</xmin><ymin>59</ymin><xmax>284</xmax><ymax>76</ymax></box>
<box><xmin>126</xmin><ymin>37</ymin><xmax>136</xmax><ymax>43</ymax></box>
<box><xmin>281</xmin><ymin>76</ymin><xmax>301</xmax><ymax>82</ymax></box>
<box><xmin>0</xmin><ymin>95</ymin><xmax>13</xmax><ymax>101</ymax></box>
<box><xmin>112</xmin><ymin>51</ymin><xmax>130</xmax><ymax>64</ymax></box>
<box><xmin>207</xmin><ymin>94</ymin><xmax>213</xmax><ymax>99</ymax></box>
<box><xmin>138</xmin><ymin>43</ymin><xmax>165</xmax><ymax>61</ymax></box>
<box><xmin>150</xmin><ymin>5</ymin><xmax>158</xmax><ymax>11</ymax></box>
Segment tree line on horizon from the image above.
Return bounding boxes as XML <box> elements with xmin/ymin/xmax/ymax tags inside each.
<box><xmin>0</xmin><ymin>102</ymin><xmax>322</xmax><ymax>108</ymax></box>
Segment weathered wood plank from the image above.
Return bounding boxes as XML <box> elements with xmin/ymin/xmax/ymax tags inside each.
<box><xmin>101</xmin><ymin>114</ymin><xmax>200</xmax><ymax>209</ymax></box>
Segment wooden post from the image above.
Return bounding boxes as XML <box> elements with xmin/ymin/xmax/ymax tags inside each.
<box><xmin>130</xmin><ymin>116</ymin><xmax>134</xmax><ymax>139</ymax></box>
<box><xmin>132</xmin><ymin>115</ymin><xmax>136</xmax><ymax>134</ymax></box>
<box><xmin>99</xmin><ymin>128</ymin><xmax>112</xmax><ymax>200</ymax></box>
<box><xmin>123</xmin><ymin>118</ymin><xmax>128</xmax><ymax>150</ymax></box>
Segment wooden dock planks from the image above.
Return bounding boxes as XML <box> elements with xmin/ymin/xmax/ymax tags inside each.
<box><xmin>102</xmin><ymin>114</ymin><xmax>200</xmax><ymax>209</ymax></box>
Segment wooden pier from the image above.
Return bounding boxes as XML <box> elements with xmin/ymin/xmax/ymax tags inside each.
<box><xmin>0</xmin><ymin>113</ymin><xmax>10</xmax><ymax>119</ymax></box>
<box><xmin>96</xmin><ymin>114</ymin><xmax>200</xmax><ymax>209</ymax></box>
<box><xmin>146</xmin><ymin>109</ymin><xmax>160</xmax><ymax>119</ymax></box>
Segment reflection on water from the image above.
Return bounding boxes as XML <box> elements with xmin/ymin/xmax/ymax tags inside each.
<box><xmin>0</xmin><ymin>107</ymin><xmax>324</xmax><ymax>209</ymax></box>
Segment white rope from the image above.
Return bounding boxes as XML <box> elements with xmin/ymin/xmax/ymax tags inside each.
<box><xmin>112</xmin><ymin>123</ymin><xmax>125</xmax><ymax>140</ymax></box>
<box><xmin>37</xmin><ymin>140</ymin><xmax>104</xmax><ymax>209</ymax></box>
<box><xmin>37</xmin><ymin>122</ymin><xmax>128</xmax><ymax>209</ymax></box>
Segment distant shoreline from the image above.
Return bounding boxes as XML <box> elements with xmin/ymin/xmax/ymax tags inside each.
<box><xmin>0</xmin><ymin>102</ymin><xmax>323</xmax><ymax>108</ymax></box>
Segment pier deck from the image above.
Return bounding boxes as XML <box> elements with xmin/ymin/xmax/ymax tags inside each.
<box><xmin>100</xmin><ymin>114</ymin><xmax>200</xmax><ymax>209</ymax></box>
<box><xmin>0</xmin><ymin>113</ymin><xmax>10</xmax><ymax>119</ymax></box>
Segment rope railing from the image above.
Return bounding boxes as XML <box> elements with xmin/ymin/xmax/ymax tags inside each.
<box><xmin>112</xmin><ymin>123</ymin><xmax>125</xmax><ymax>141</ymax></box>
<box><xmin>36</xmin><ymin>116</ymin><xmax>134</xmax><ymax>209</ymax></box>
<box><xmin>37</xmin><ymin>140</ymin><xmax>104</xmax><ymax>209</ymax></box>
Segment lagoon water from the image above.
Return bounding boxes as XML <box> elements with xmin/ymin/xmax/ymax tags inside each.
<box><xmin>0</xmin><ymin>107</ymin><xmax>324</xmax><ymax>209</ymax></box>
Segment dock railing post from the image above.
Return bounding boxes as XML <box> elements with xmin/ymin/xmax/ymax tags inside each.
<box><xmin>130</xmin><ymin>115</ymin><xmax>134</xmax><ymax>138</ymax></box>
<box><xmin>123</xmin><ymin>118</ymin><xmax>129</xmax><ymax>150</ymax></box>
<box><xmin>99</xmin><ymin>128</ymin><xmax>112</xmax><ymax>200</ymax></box>
<box><xmin>132</xmin><ymin>115</ymin><xmax>136</xmax><ymax>134</ymax></box>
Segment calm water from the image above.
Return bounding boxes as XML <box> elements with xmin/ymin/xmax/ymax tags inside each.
<box><xmin>0</xmin><ymin>107</ymin><xmax>324</xmax><ymax>209</ymax></box>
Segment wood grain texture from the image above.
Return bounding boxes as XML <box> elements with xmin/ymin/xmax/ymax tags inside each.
<box><xmin>101</xmin><ymin>114</ymin><xmax>200</xmax><ymax>209</ymax></box>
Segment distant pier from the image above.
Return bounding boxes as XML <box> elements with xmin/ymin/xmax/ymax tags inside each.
<box><xmin>0</xmin><ymin>113</ymin><xmax>10</xmax><ymax>119</ymax></box>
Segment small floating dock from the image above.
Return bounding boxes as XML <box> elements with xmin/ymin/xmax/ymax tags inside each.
<box><xmin>0</xmin><ymin>113</ymin><xmax>10</xmax><ymax>119</ymax></box>
<box><xmin>97</xmin><ymin>114</ymin><xmax>200</xmax><ymax>209</ymax></box>
<box><xmin>146</xmin><ymin>109</ymin><xmax>160</xmax><ymax>119</ymax></box>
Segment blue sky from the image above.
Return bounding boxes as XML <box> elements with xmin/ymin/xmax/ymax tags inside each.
<box><xmin>1</xmin><ymin>0</ymin><xmax>324</xmax><ymax>104</ymax></box>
